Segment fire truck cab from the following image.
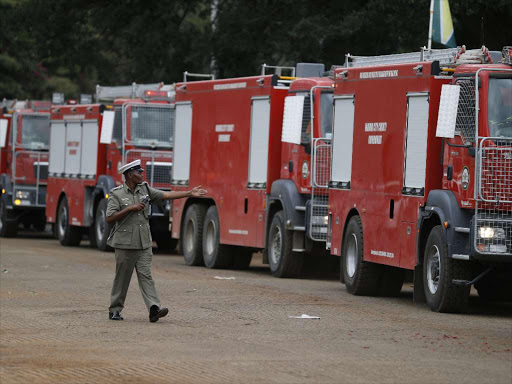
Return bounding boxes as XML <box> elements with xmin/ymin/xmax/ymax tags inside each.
<box><xmin>170</xmin><ymin>64</ymin><xmax>334</xmax><ymax>276</ymax></box>
<box><xmin>45</xmin><ymin>83</ymin><xmax>177</xmax><ymax>250</ymax></box>
<box><xmin>0</xmin><ymin>100</ymin><xmax>51</xmax><ymax>237</ymax></box>
<box><xmin>327</xmin><ymin>46</ymin><xmax>512</xmax><ymax>312</ymax></box>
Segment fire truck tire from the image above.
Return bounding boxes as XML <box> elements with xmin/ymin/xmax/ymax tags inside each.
<box><xmin>231</xmin><ymin>247</ymin><xmax>253</xmax><ymax>270</ymax></box>
<box><xmin>94</xmin><ymin>199</ymin><xmax>113</xmax><ymax>252</ymax></box>
<box><xmin>57</xmin><ymin>197</ymin><xmax>81</xmax><ymax>247</ymax></box>
<box><xmin>341</xmin><ymin>216</ymin><xmax>381</xmax><ymax>295</ymax></box>
<box><xmin>423</xmin><ymin>225</ymin><xmax>471</xmax><ymax>313</ymax></box>
<box><xmin>0</xmin><ymin>200</ymin><xmax>18</xmax><ymax>238</ymax></box>
<box><xmin>182</xmin><ymin>204</ymin><xmax>207</xmax><ymax>266</ymax></box>
<box><xmin>202</xmin><ymin>206</ymin><xmax>233</xmax><ymax>269</ymax></box>
<box><xmin>268</xmin><ymin>211</ymin><xmax>304</xmax><ymax>278</ymax></box>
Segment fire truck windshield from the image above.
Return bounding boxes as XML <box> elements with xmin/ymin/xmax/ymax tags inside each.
<box><xmin>21</xmin><ymin>115</ymin><xmax>50</xmax><ymax>149</ymax></box>
<box><xmin>488</xmin><ymin>77</ymin><xmax>512</xmax><ymax>138</ymax></box>
<box><xmin>130</xmin><ymin>106</ymin><xmax>174</xmax><ymax>147</ymax></box>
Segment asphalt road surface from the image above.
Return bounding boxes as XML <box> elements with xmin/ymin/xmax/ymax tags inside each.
<box><xmin>1</xmin><ymin>233</ymin><xmax>511</xmax><ymax>384</ymax></box>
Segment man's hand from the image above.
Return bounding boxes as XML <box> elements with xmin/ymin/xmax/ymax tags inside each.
<box><xmin>189</xmin><ymin>186</ymin><xmax>207</xmax><ymax>197</ymax></box>
<box><xmin>130</xmin><ymin>203</ymin><xmax>145</xmax><ymax>211</ymax></box>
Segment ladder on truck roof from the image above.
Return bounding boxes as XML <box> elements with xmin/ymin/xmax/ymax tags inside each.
<box><xmin>342</xmin><ymin>46</ymin><xmax>498</xmax><ymax>68</ymax></box>
<box><xmin>344</xmin><ymin>47</ymin><xmax>459</xmax><ymax>67</ymax></box>
<box><xmin>95</xmin><ymin>82</ymin><xmax>164</xmax><ymax>102</ymax></box>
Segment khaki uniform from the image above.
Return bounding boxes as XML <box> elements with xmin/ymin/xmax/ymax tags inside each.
<box><xmin>107</xmin><ymin>182</ymin><xmax>164</xmax><ymax>314</ymax></box>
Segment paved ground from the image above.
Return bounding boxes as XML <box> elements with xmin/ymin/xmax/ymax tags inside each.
<box><xmin>0</xmin><ymin>233</ymin><xmax>511</xmax><ymax>384</ymax></box>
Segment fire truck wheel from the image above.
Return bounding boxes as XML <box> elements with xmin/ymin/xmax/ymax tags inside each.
<box><xmin>202</xmin><ymin>205</ymin><xmax>233</xmax><ymax>269</ymax></box>
<box><xmin>268</xmin><ymin>211</ymin><xmax>304</xmax><ymax>278</ymax></box>
<box><xmin>341</xmin><ymin>216</ymin><xmax>381</xmax><ymax>295</ymax></box>
<box><xmin>423</xmin><ymin>225</ymin><xmax>471</xmax><ymax>313</ymax></box>
<box><xmin>57</xmin><ymin>197</ymin><xmax>81</xmax><ymax>247</ymax></box>
<box><xmin>231</xmin><ymin>247</ymin><xmax>253</xmax><ymax>270</ymax></box>
<box><xmin>0</xmin><ymin>199</ymin><xmax>18</xmax><ymax>238</ymax></box>
<box><xmin>94</xmin><ymin>199</ymin><xmax>113</xmax><ymax>252</ymax></box>
<box><xmin>182</xmin><ymin>204</ymin><xmax>207</xmax><ymax>266</ymax></box>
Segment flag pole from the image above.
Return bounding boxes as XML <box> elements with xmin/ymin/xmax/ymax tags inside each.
<box><xmin>427</xmin><ymin>0</ymin><xmax>434</xmax><ymax>49</ymax></box>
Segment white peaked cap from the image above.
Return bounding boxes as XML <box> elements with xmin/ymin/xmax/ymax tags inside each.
<box><xmin>118</xmin><ymin>159</ymin><xmax>144</xmax><ymax>174</ymax></box>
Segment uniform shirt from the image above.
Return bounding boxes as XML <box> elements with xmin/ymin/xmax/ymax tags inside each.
<box><xmin>106</xmin><ymin>182</ymin><xmax>164</xmax><ymax>249</ymax></box>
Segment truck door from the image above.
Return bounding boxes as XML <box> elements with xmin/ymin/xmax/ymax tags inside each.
<box><xmin>172</xmin><ymin>102</ymin><xmax>192</xmax><ymax>185</ymax></box>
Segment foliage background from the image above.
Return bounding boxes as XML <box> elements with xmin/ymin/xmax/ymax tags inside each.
<box><xmin>1</xmin><ymin>0</ymin><xmax>511</xmax><ymax>99</ymax></box>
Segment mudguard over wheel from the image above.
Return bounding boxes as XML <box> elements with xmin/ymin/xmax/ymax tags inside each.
<box><xmin>182</xmin><ymin>204</ymin><xmax>207</xmax><ymax>266</ymax></box>
<box><xmin>57</xmin><ymin>197</ymin><xmax>81</xmax><ymax>246</ymax></box>
<box><xmin>341</xmin><ymin>216</ymin><xmax>381</xmax><ymax>296</ymax></box>
<box><xmin>268</xmin><ymin>211</ymin><xmax>304</xmax><ymax>278</ymax></box>
<box><xmin>202</xmin><ymin>205</ymin><xmax>233</xmax><ymax>269</ymax></box>
<box><xmin>423</xmin><ymin>225</ymin><xmax>471</xmax><ymax>313</ymax></box>
<box><xmin>94</xmin><ymin>199</ymin><xmax>112</xmax><ymax>251</ymax></box>
<box><xmin>0</xmin><ymin>199</ymin><xmax>18</xmax><ymax>238</ymax></box>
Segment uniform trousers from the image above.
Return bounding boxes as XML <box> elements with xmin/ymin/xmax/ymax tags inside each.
<box><xmin>109</xmin><ymin>247</ymin><xmax>160</xmax><ymax>313</ymax></box>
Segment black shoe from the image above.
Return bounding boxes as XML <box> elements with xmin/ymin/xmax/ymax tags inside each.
<box><xmin>149</xmin><ymin>306</ymin><xmax>168</xmax><ymax>323</ymax></box>
<box><xmin>109</xmin><ymin>311</ymin><xmax>124</xmax><ymax>321</ymax></box>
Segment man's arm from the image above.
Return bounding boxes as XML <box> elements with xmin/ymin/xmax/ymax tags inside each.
<box><xmin>162</xmin><ymin>186</ymin><xmax>207</xmax><ymax>200</ymax></box>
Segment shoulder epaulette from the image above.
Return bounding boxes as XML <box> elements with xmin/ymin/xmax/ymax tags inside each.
<box><xmin>110</xmin><ymin>185</ymin><xmax>123</xmax><ymax>193</ymax></box>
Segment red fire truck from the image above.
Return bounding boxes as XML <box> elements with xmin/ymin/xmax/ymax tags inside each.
<box><xmin>327</xmin><ymin>46</ymin><xmax>512</xmax><ymax>312</ymax></box>
<box><xmin>45</xmin><ymin>83</ymin><xmax>177</xmax><ymax>250</ymax></box>
<box><xmin>0</xmin><ymin>100</ymin><xmax>51</xmax><ymax>237</ymax></box>
<box><xmin>169</xmin><ymin>64</ymin><xmax>334</xmax><ymax>276</ymax></box>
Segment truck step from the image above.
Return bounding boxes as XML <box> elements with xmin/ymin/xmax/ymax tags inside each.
<box><xmin>295</xmin><ymin>206</ymin><xmax>306</xmax><ymax>211</ymax></box>
<box><xmin>293</xmin><ymin>226</ymin><xmax>306</xmax><ymax>231</ymax></box>
<box><xmin>454</xmin><ymin>227</ymin><xmax>470</xmax><ymax>233</ymax></box>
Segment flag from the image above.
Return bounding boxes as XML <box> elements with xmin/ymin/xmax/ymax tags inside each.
<box><xmin>432</xmin><ymin>0</ymin><xmax>456</xmax><ymax>48</ymax></box>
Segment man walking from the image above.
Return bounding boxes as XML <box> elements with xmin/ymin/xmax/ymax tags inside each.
<box><xmin>106</xmin><ymin>159</ymin><xmax>206</xmax><ymax>322</ymax></box>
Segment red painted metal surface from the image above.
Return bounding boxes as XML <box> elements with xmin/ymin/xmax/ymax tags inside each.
<box><xmin>328</xmin><ymin>60</ymin><xmax>510</xmax><ymax>270</ymax></box>
<box><xmin>171</xmin><ymin>75</ymin><xmax>333</xmax><ymax>249</ymax></box>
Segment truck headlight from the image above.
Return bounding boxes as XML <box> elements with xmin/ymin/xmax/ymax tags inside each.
<box><xmin>311</xmin><ymin>216</ymin><xmax>329</xmax><ymax>225</ymax></box>
<box><xmin>15</xmin><ymin>190</ymin><xmax>30</xmax><ymax>199</ymax></box>
<box><xmin>479</xmin><ymin>227</ymin><xmax>505</xmax><ymax>239</ymax></box>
